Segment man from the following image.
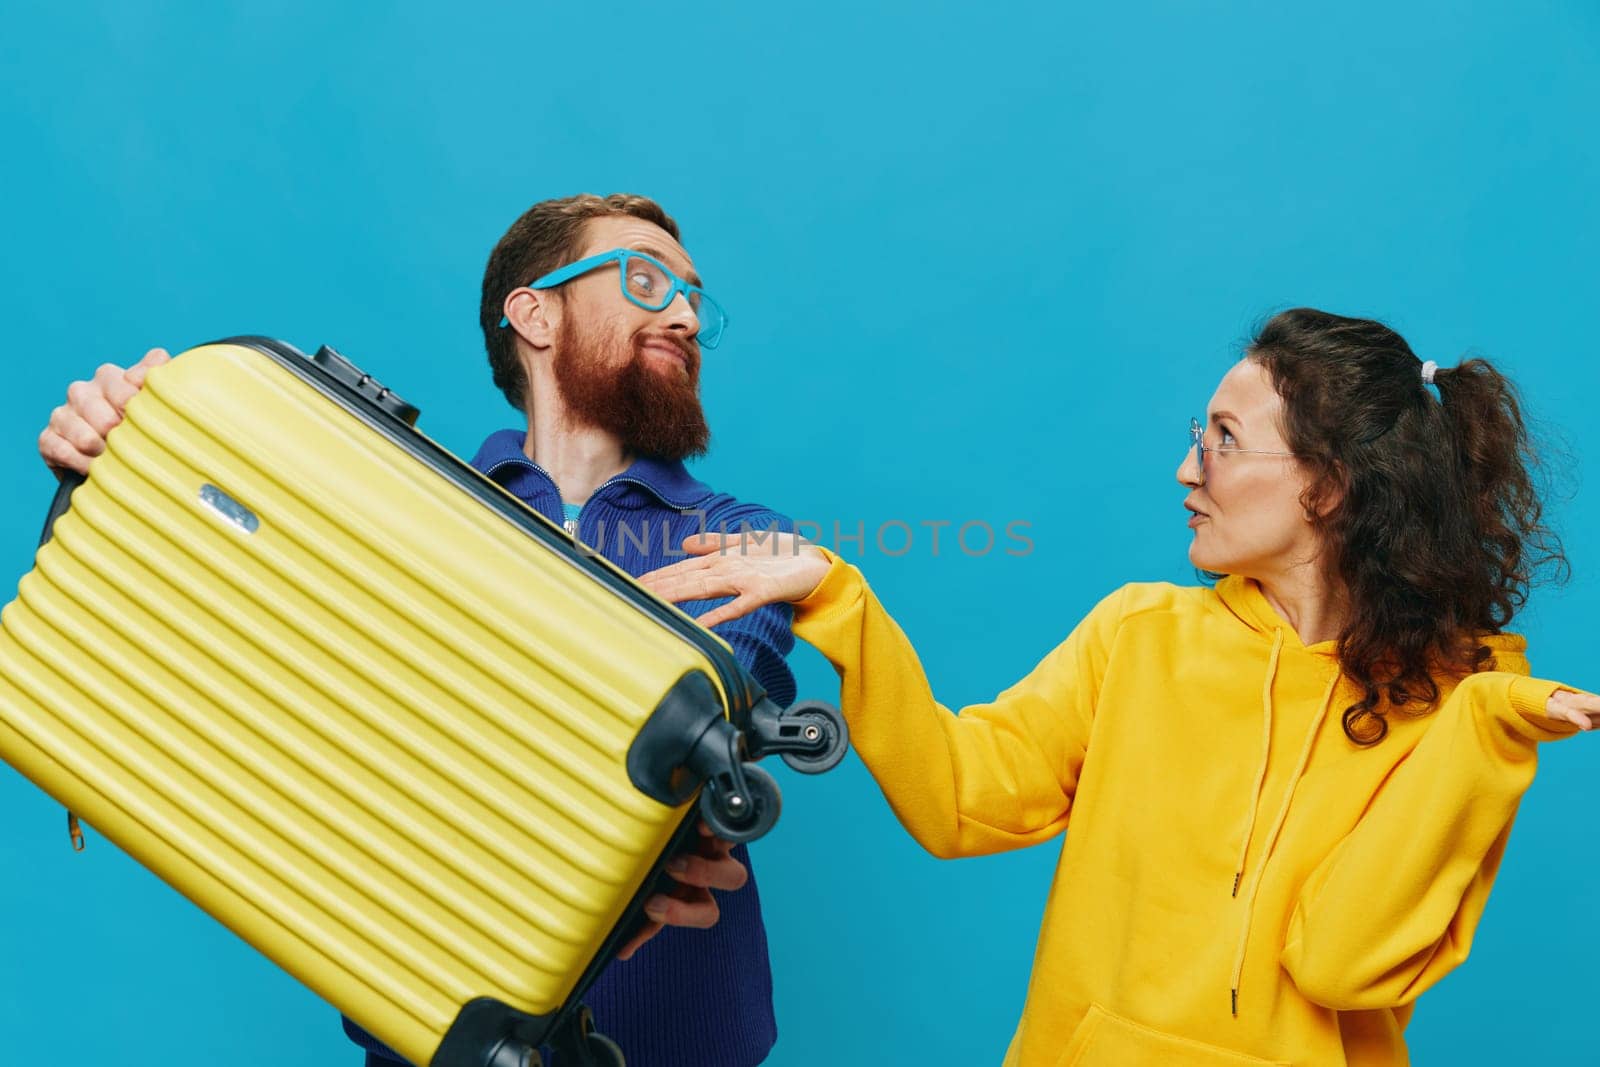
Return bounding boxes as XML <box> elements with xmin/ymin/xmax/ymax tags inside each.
<box><xmin>38</xmin><ymin>193</ymin><xmax>797</xmax><ymax>1067</ymax></box>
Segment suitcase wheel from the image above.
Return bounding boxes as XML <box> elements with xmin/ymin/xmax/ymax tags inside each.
<box><xmin>550</xmin><ymin>1004</ymin><xmax>626</xmax><ymax>1067</ymax></box>
<box><xmin>698</xmin><ymin>762</ymin><xmax>782</xmax><ymax>843</ymax></box>
<box><xmin>776</xmin><ymin>701</ymin><xmax>850</xmax><ymax>775</ymax></box>
<box><xmin>742</xmin><ymin>698</ymin><xmax>849</xmax><ymax>775</ymax></box>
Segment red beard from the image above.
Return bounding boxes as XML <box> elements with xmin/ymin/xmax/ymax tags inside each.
<box><xmin>551</xmin><ymin>316</ymin><xmax>711</xmax><ymax>461</ymax></box>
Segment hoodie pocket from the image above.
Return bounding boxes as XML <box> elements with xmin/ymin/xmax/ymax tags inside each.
<box><xmin>1056</xmin><ymin>1004</ymin><xmax>1290</xmax><ymax>1067</ymax></box>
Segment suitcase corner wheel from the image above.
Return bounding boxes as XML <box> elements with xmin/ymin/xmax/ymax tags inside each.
<box><xmin>694</xmin><ymin>697</ymin><xmax>849</xmax><ymax>842</ymax></box>
<box><xmin>486</xmin><ymin>1009</ymin><xmax>623</xmax><ymax>1067</ymax></box>
<box><xmin>626</xmin><ymin>674</ymin><xmax>848</xmax><ymax>844</ymax></box>
<box><xmin>439</xmin><ymin>1001</ymin><xmax>622</xmax><ymax>1067</ymax></box>
<box><xmin>745</xmin><ymin>698</ymin><xmax>849</xmax><ymax>775</ymax></box>
<box><xmin>544</xmin><ymin>1005</ymin><xmax>625</xmax><ymax>1067</ymax></box>
<box><xmin>697</xmin><ymin>757</ymin><xmax>782</xmax><ymax>843</ymax></box>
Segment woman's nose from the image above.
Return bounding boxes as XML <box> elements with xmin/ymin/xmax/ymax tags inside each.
<box><xmin>1176</xmin><ymin>445</ymin><xmax>1204</xmax><ymax>488</ymax></box>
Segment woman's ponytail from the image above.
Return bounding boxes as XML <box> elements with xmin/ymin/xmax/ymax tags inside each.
<box><xmin>1431</xmin><ymin>357</ymin><xmax>1566</xmax><ymax>630</ymax></box>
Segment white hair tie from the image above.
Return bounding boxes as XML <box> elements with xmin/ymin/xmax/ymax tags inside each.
<box><xmin>1420</xmin><ymin>360</ymin><xmax>1439</xmax><ymax>385</ymax></box>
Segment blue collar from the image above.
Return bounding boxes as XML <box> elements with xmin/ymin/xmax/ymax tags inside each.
<box><xmin>469</xmin><ymin>428</ymin><xmax>716</xmax><ymax>509</ymax></box>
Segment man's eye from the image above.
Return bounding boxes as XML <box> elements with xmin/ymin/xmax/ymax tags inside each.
<box><xmin>630</xmin><ymin>271</ymin><xmax>657</xmax><ymax>293</ymax></box>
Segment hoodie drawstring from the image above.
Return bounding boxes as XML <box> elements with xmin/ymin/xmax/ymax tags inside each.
<box><xmin>1232</xmin><ymin>628</ymin><xmax>1284</xmax><ymax>898</ymax></box>
<box><xmin>1229</xmin><ymin>645</ymin><xmax>1340</xmax><ymax>1016</ymax></box>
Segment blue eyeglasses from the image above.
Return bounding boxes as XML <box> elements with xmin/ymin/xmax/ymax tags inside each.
<box><xmin>498</xmin><ymin>248</ymin><xmax>728</xmax><ymax>348</ymax></box>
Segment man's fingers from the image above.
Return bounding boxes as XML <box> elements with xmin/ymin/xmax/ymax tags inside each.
<box><xmin>124</xmin><ymin>349</ymin><xmax>171</xmax><ymax>387</ymax></box>
<box><xmin>38</xmin><ymin>351</ymin><xmax>167</xmax><ymax>480</ymax></box>
<box><xmin>666</xmin><ymin>852</ymin><xmax>749</xmax><ymax>892</ymax></box>
<box><xmin>619</xmin><ymin>870</ymin><xmax>728</xmax><ymax>957</ymax></box>
<box><xmin>37</xmin><ymin>428</ymin><xmax>91</xmax><ymax>476</ymax></box>
<box><xmin>74</xmin><ymin>392</ymin><xmax>124</xmax><ymax>439</ymax></box>
<box><xmin>103</xmin><ymin>372</ymin><xmax>144</xmax><ymax>411</ymax></box>
<box><xmin>642</xmin><ymin>887</ymin><xmax>718</xmax><ymax>929</ymax></box>
<box><xmin>696</xmin><ymin>820</ymin><xmax>735</xmax><ymax>855</ymax></box>
<box><xmin>49</xmin><ymin>408</ymin><xmax>107</xmax><ymax>460</ymax></box>
<box><xmin>615</xmin><ymin>918</ymin><xmax>663</xmax><ymax>961</ymax></box>
<box><xmin>89</xmin><ymin>363</ymin><xmax>137</xmax><ymax>413</ymax></box>
<box><xmin>65</xmin><ymin>378</ymin><xmax>99</xmax><ymax>411</ymax></box>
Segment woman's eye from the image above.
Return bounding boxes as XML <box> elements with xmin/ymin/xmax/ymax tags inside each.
<box><xmin>1220</xmin><ymin>429</ymin><xmax>1237</xmax><ymax>446</ymax></box>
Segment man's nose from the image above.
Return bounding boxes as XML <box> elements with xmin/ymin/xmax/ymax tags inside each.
<box><xmin>660</xmin><ymin>290</ymin><xmax>700</xmax><ymax>336</ymax></box>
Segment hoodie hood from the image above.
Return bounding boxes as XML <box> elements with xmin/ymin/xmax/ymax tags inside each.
<box><xmin>1213</xmin><ymin>573</ymin><xmax>1530</xmax><ymax>669</ymax></box>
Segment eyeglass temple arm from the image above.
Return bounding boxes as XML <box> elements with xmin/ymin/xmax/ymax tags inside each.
<box><xmin>496</xmin><ymin>252</ymin><xmax>625</xmax><ymax>328</ymax></box>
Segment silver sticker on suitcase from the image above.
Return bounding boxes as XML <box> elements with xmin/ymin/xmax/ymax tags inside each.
<box><xmin>198</xmin><ymin>484</ymin><xmax>260</xmax><ymax>534</ymax></box>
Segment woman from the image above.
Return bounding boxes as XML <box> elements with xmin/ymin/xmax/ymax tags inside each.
<box><xmin>641</xmin><ymin>308</ymin><xmax>1598</xmax><ymax>1066</ymax></box>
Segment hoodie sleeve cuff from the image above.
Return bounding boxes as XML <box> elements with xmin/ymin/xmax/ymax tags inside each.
<box><xmin>792</xmin><ymin>547</ymin><xmax>866</xmax><ymax>626</ymax></box>
<box><xmin>1507</xmin><ymin>675</ymin><xmax>1580</xmax><ymax>741</ymax></box>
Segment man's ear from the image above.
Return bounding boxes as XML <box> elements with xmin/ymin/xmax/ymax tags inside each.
<box><xmin>504</xmin><ymin>287</ymin><xmax>558</xmax><ymax>351</ymax></box>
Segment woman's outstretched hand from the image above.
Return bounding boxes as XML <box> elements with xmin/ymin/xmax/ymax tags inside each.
<box><xmin>638</xmin><ymin>532</ymin><xmax>831</xmax><ymax>628</ymax></box>
<box><xmin>1545</xmin><ymin>689</ymin><xmax>1600</xmax><ymax>732</ymax></box>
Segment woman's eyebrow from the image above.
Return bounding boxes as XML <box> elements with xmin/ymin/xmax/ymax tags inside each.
<box><xmin>1210</xmin><ymin>410</ymin><xmax>1242</xmax><ymax>427</ymax></box>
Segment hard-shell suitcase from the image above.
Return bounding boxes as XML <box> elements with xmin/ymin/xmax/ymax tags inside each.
<box><xmin>0</xmin><ymin>338</ymin><xmax>847</xmax><ymax>1067</ymax></box>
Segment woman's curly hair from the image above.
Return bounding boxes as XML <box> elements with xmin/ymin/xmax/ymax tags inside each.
<box><xmin>1248</xmin><ymin>308</ymin><xmax>1568</xmax><ymax>745</ymax></box>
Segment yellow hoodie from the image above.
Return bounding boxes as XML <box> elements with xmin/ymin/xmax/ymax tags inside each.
<box><xmin>791</xmin><ymin>556</ymin><xmax>1575</xmax><ymax>1066</ymax></box>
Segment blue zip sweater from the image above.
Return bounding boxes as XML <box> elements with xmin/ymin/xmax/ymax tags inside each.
<box><xmin>346</xmin><ymin>429</ymin><xmax>797</xmax><ymax>1067</ymax></box>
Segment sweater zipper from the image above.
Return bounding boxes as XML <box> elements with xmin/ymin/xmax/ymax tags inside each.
<box><xmin>484</xmin><ymin>456</ymin><xmax>559</xmax><ymax>492</ymax></box>
<box><xmin>488</xmin><ymin>462</ymin><xmax>699</xmax><ymax>539</ymax></box>
<box><xmin>486</xmin><ymin>456</ymin><xmax>578</xmax><ymax>534</ymax></box>
<box><xmin>577</xmin><ymin>474</ymin><xmax>706</xmax><ymax>541</ymax></box>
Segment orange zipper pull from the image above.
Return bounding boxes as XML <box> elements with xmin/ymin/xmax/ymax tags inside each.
<box><xmin>67</xmin><ymin>811</ymin><xmax>85</xmax><ymax>852</ymax></box>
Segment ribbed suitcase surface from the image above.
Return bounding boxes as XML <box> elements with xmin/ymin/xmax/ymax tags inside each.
<box><xmin>0</xmin><ymin>342</ymin><xmax>751</xmax><ymax>1066</ymax></box>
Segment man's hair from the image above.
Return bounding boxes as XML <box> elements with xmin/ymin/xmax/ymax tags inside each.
<box><xmin>480</xmin><ymin>193</ymin><xmax>681</xmax><ymax>410</ymax></box>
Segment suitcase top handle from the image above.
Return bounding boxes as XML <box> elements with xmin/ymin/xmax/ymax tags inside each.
<box><xmin>308</xmin><ymin>344</ymin><xmax>420</xmax><ymax>428</ymax></box>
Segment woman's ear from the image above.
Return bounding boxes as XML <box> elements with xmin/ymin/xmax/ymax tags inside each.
<box><xmin>1304</xmin><ymin>462</ymin><xmax>1348</xmax><ymax>522</ymax></box>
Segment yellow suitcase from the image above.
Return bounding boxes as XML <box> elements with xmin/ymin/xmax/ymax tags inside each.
<box><xmin>0</xmin><ymin>338</ymin><xmax>847</xmax><ymax>1067</ymax></box>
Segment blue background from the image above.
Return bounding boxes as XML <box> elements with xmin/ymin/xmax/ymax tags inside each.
<box><xmin>1</xmin><ymin>2</ymin><xmax>1595</xmax><ymax>1063</ymax></box>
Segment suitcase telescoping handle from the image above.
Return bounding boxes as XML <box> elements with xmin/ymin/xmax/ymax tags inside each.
<box><xmin>39</xmin><ymin>470</ymin><xmax>89</xmax><ymax>851</ymax></box>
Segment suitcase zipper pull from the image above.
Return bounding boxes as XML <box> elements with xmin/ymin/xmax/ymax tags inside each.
<box><xmin>67</xmin><ymin>810</ymin><xmax>85</xmax><ymax>852</ymax></box>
